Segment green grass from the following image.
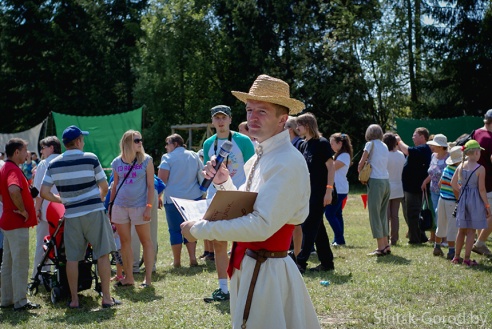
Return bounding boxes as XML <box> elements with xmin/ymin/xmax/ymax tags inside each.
<box><xmin>1</xmin><ymin>193</ymin><xmax>492</xmax><ymax>328</ymax></box>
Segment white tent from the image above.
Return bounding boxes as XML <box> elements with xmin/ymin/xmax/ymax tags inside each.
<box><xmin>0</xmin><ymin>120</ymin><xmax>46</xmax><ymax>155</ymax></box>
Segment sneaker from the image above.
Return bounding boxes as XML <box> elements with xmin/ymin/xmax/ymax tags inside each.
<box><xmin>433</xmin><ymin>247</ymin><xmax>444</xmax><ymax>257</ymax></box>
<box><xmin>204</xmin><ymin>253</ymin><xmax>215</xmax><ymax>262</ymax></box>
<box><xmin>472</xmin><ymin>244</ymin><xmax>492</xmax><ymax>256</ymax></box>
<box><xmin>14</xmin><ymin>302</ymin><xmax>41</xmax><ymax>311</ymax></box>
<box><xmin>199</xmin><ymin>251</ymin><xmax>210</xmax><ymax>259</ymax></box>
<box><xmin>203</xmin><ymin>288</ymin><xmax>230</xmax><ymax>303</ymax></box>
<box><xmin>446</xmin><ymin>252</ymin><xmax>455</xmax><ymax>260</ymax></box>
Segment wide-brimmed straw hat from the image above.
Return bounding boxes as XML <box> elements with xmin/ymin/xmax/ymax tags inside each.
<box><xmin>427</xmin><ymin>133</ymin><xmax>448</xmax><ymax>148</ymax></box>
<box><xmin>231</xmin><ymin>74</ymin><xmax>305</xmax><ymax>114</ymax></box>
<box><xmin>446</xmin><ymin>146</ymin><xmax>463</xmax><ymax>165</ymax></box>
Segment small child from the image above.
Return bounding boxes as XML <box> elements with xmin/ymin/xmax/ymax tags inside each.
<box><xmin>433</xmin><ymin>146</ymin><xmax>462</xmax><ymax>259</ymax></box>
<box><xmin>450</xmin><ymin>140</ymin><xmax>490</xmax><ymax>266</ymax></box>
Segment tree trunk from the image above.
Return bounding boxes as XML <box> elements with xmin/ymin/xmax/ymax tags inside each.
<box><xmin>407</xmin><ymin>0</ymin><xmax>418</xmax><ymax>104</ymax></box>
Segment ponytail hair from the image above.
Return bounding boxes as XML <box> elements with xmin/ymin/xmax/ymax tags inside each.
<box><xmin>330</xmin><ymin>133</ymin><xmax>353</xmax><ymax>163</ymax></box>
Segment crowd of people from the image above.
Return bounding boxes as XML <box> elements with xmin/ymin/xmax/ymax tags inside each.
<box><xmin>0</xmin><ymin>74</ymin><xmax>491</xmax><ymax>329</ymax></box>
<box><xmin>357</xmin><ymin>113</ymin><xmax>492</xmax><ymax>268</ymax></box>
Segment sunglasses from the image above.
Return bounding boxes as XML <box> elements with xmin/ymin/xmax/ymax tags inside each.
<box><xmin>134</xmin><ymin>138</ymin><xmax>143</xmax><ymax>144</ymax></box>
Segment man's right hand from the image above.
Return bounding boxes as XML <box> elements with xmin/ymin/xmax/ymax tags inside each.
<box><xmin>203</xmin><ymin>157</ymin><xmax>230</xmax><ymax>185</ymax></box>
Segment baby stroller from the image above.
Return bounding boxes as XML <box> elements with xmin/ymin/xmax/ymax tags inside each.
<box><xmin>28</xmin><ymin>202</ymin><xmax>101</xmax><ymax>303</ymax></box>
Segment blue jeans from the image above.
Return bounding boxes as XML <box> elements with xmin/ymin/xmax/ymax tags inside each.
<box><xmin>324</xmin><ymin>194</ymin><xmax>347</xmax><ymax>245</ymax></box>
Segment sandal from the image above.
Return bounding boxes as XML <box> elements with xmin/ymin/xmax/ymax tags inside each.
<box><xmin>111</xmin><ymin>275</ymin><xmax>124</xmax><ymax>282</ymax></box>
<box><xmin>114</xmin><ymin>281</ymin><xmax>134</xmax><ymax>288</ymax></box>
<box><xmin>463</xmin><ymin>259</ymin><xmax>479</xmax><ymax>267</ymax></box>
<box><xmin>367</xmin><ymin>249</ymin><xmax>385</xmax><ymax>257</ymax></box>
<box><xmin>382</xmin><ymin>245</ymin><xmax>391</xmax><ymax>255</ymax></box>
<box><xmin>102</xmin><ymin>297</ymin><xmax>122</xmax><ymax>309</ymax></box>
<box><xmin>451</xmin><ymin>257</ymin><xmax>463</xmax><ymax>264</ymax></box>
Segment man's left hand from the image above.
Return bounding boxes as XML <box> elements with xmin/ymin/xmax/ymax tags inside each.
<box><xmin>180</xmin><ymin>221</ymin><xmax>197</xmax><ymax>243</ymax></box>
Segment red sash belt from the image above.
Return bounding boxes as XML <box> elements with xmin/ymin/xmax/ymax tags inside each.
<box><xmin>227</xmin><ymin>224</ymin><xmax>294</xmax><ymax>278</ymax></box>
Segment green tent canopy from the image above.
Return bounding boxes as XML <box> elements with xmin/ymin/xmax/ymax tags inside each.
<box><xmin>52</xmin><ymin>108</ymin><xmax>142</xmax><ymax>171</ymax></box>
<box><xmin>395</xmin><ymin>116</ymin><xmax>482</xmax><ymax>145</ymax></box>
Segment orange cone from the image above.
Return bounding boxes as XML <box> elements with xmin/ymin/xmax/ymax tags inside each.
<box><xmin>361</xmin><ymin>194</ymin><xmax>368</xmax><ymax>209</ymax></box>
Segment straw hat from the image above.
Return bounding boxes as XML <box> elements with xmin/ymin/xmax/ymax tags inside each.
<box><xmin>231</xmin><ymin>75</ymin><xmax>305</xmax><ymax>114</ymax></box>
<box><xmin>446</xmin><ymin>146</ymin><xmax>463</xmax><ymax>165</ymax></box>
<box><xmin>427</xmin><ymin>133</ymin><xmax>448</xmax><ymax>148</ymax></box>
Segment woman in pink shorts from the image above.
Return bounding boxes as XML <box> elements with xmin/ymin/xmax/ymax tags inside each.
<box><xmin>109</xmin><ymin>130</ymin><xmax>154</xmax><ymax>288</ymax></box>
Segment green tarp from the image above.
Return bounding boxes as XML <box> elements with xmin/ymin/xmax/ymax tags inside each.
<box><xmin>395</xmin><ymin>116</ymin><xmax>483</xmax><ymax>145</ymax></box>
<box><xmin>52</xmin><ymin>108</ymin><xmax>142</xmax><ymax>171</ymax></box>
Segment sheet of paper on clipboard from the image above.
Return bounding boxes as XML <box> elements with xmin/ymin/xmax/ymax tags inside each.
<box><xmin>171</xmin><ymin>190</ymin><xmax>258</xmax><ymax>222</ymax></box>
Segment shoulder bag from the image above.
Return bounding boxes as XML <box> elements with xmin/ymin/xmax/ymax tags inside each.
<box><xmin>108</xmin><ymin>158</ymin><xmax>137</xmax><ymax>217</ymax></box>
<box><xmin>419</xmin><ymin>191</ymin><xmax>434</xmax><ymax>231</ymax></box>
<box><xmin>358</xmin><ymin>141</ymin><xmax>374</xmax><ymax>185</ymax></box>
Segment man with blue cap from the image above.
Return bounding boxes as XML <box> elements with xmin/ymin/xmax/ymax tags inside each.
<box><xmin>40</xmin><ymin>125</ymin><xmax>119</xmax><ymax>309</ymax></box>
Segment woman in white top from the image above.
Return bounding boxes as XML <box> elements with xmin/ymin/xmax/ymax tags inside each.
<box><xmin>358</xmin><ymin>124</ymin><xmax>390</xmax><ymax>256</ymax></box>
<box><xmin>383</xmin><ymin>133</ymin><xmax>405</xmax><ymax>246</ymax></box>
<box><xmin>325</xmin><ymin>133</ymin><xmax>353</xmax><ymax>246</ymax></box>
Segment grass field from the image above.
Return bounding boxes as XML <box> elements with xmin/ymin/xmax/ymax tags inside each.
<box><xmin>1</xmin><ymin>193</ymin><xmax>492</xmax><ymax>328</ymax></box>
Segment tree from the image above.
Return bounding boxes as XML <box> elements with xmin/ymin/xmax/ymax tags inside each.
<box><xmin>420</xmin><ymin>0</ymin><xmax>492</xmax><ymax>117</ymax></box>
<box><xmin>0</xmin><ymin>0</ymin><xmax>147</xmax><ymax>132</ymax></box>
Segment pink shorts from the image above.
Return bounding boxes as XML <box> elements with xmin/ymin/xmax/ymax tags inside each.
<box><xmin>111</xmin><ymin>205</ymin><xmax>150</xmax><ymax>226</ymax></box>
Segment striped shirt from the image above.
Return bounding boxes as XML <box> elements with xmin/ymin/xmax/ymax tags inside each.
<box><xmin>43</xmin><ymin>150</ymin><xmax>106</xmax><ymax>218</ymax></box>
<box><xmin>439</xmin><ymin>165</ymin><xmax>457</xmax><ymax>201</ymax></box>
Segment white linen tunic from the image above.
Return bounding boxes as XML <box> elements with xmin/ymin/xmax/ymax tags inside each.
<box><xmin>191</xmin><ymin>130</ymin><xmax>321</xmax><ymax>329</ymax></box>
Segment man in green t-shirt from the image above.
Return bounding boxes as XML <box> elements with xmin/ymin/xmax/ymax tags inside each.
<box><xmin>201</xmin><ymin>105</ymin><xmax>255</xmax><ymax>302</ymax></box>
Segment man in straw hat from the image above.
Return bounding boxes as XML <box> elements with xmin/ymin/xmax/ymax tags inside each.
<box><xmin>181</xmin><ymin>74</ymin><xmax>320</xmax><ymax>328</ymax></box>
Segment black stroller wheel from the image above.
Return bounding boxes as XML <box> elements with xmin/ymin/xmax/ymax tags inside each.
<box><xmin>51</xmin><ymin>287</ymin><xmax>61</xmax><ymax>304</ymax></box>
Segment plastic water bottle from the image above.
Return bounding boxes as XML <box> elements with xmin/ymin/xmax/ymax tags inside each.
<box><xmin>320</xmin><ymin>280</ymin><xmax>330</xmax><ymax>286</ymax></box>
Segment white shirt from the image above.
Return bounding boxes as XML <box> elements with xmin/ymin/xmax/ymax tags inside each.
<box><xmin>33</xmin><ymin>154</ymin><xmax>59</xmax><ymax>221</ymax></box>
<box><xmin>387</xmin><ymin>150</ymin><xmax>405</xmax><ymax>199</ymax></box>
<box><xmin>365</xmin><ymin>140</ymin><xmax>389</xmax><ymax>179</ymax></box>
<box><xmin>334</xmin><ymin>152</ymin><xmax>350</xmax><ymax>194</ymax></box>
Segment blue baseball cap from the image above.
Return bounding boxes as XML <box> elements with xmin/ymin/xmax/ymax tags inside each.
<box><xmin>62</xmin><ymin>125</ymin><xmax>89</xmax><ymax>144</ymax></box>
